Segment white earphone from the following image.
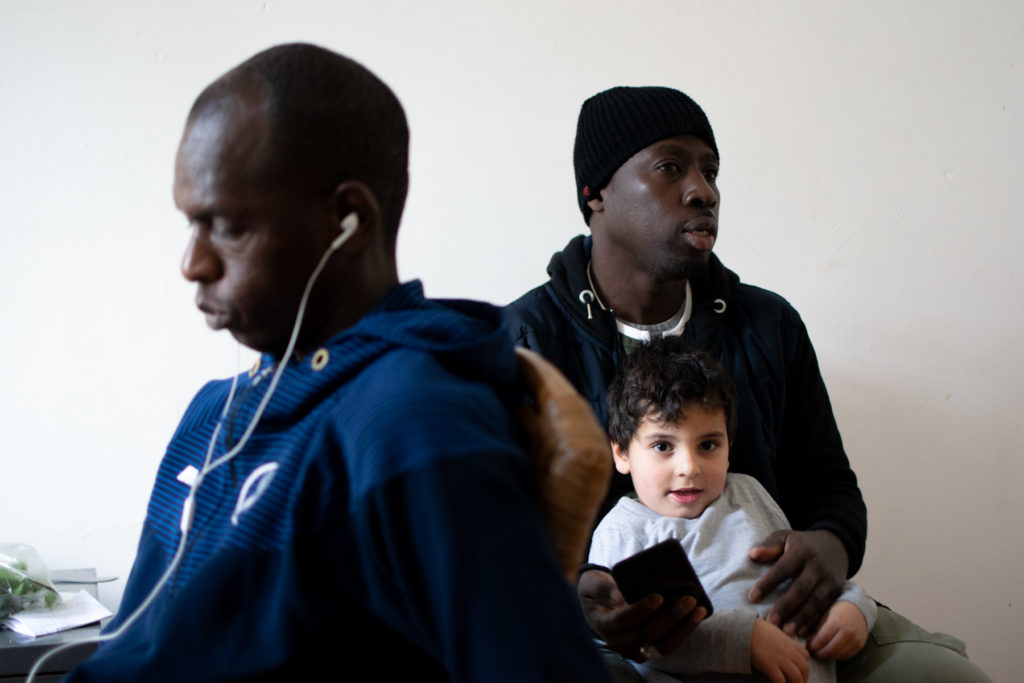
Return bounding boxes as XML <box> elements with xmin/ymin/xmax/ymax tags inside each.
<box><xmin>333</xmin><ymin>212</ymin><xmax>359</xmax><ymax>249</ymax></box>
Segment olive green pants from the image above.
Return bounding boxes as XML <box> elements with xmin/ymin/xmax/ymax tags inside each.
<box><xmin>835</xmin><ymin>605</ymin><xmax>992</xmax><ymax>683</ymax></box>
<box><xmin>600</xmin><ymin>606</ymin><xmax>992</xmax><ymax>682</ymax></box>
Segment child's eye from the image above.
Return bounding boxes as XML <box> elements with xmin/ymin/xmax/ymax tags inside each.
<box><xmin>652</xmin><ymin>441</ymin><xmax>672</xmax><ymax>453</ymax></box>
<box><xmin>699</xmin><ymin>440</ymin><xmax>719</xmax><ymax>452</ymax></box>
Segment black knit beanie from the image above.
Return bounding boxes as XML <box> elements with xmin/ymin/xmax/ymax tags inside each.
<box><xmin>574</xmin><ymin>86</ymin><xmax>718</xmax><ymax>223</ymax></box>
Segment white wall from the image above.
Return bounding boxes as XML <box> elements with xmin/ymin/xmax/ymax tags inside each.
<box><xmin>2</xmin><ymin>1</ymin><xmax>1021</xmax><ymax>680</ymax></box>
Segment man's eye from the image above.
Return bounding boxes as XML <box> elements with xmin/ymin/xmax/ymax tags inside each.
<box><xmin>186</xmin><ymin>215</ymin><xmax>210</xmax><ymax>231</ymax></box>
<box><xmin>658</xmin><ymin>162</ymin><xmax>680</xmax><ymax>173</ymax></box>
<box><xmin>703</xmin><ymin>167</ymin><xmax>719</xmax><ymax>182</ymax></box>
<box><xmin>211</xmin><ymin>218</ymin><xmax>244</xmax><ymax>239</ymax></box>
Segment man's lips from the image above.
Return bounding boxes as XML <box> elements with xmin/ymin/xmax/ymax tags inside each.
<box><xmin>681</xmin><ymin>216</ymin><xmax>717</xmax><ymax>251</ymax></box>
<box><xmin>669</xmin><ymin>488</ymin><xmax>703</xmax><ymax>504</ymax></box>
<box><xmin>196</xmin><ymin>295</ymin><xmax>230</xmax><ymax>330</ymax></box>
<box><xmin>681</xmin><ymin>215</ymin><xmax>718</xmax><ymax>234</ymax></box>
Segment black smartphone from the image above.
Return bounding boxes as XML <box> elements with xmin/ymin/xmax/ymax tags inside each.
<box><xmin>611</xmin><ymin>540</ymin><xmax>714</xmax><ymax>617</ymax></box>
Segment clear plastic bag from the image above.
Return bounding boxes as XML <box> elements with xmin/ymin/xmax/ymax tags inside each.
<box><xmin>0</xmin><ymin>543</ymin><xmax>60</xmax><ymax>619</ymax></box>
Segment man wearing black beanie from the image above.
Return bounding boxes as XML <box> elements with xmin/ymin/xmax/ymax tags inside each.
<box><xmin>505</xmin><ymin>86</ymin><xmax>990</xmax><ymax>683</ymax></box>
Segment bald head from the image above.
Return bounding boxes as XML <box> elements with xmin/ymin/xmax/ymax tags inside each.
<box><xmin>188</xmin><ymin>43</ymin><xmax>410</xmax><ymax>242</ymax></box>
<box><xmin>175</xmin><ymin>44</ymin><xmax>408</xmax><ymax>355</ymax></box>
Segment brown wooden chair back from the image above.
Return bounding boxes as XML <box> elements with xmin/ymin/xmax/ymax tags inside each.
<box><xmin>515</xmin><ymin>347</ymin><xmax>612</xmax><ymax>583</ymax></box>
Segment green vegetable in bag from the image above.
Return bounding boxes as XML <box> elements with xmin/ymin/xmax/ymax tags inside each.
<box><xmin>0</xmin><ymin>544</ymin><xmax>60</xmax><ymax>619</ymax></box>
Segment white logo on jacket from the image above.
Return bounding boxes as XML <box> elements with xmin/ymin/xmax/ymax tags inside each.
<box><xmin>231</xmin><ymin>462</ymin><xmax>279</xmax><ymax>526</ymax></box>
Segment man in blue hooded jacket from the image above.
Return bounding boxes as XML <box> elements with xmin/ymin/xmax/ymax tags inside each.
<box><xmin>65</xmin><ymin>43</ymin><xmax>609</xmax><ymax>682</ymax></box>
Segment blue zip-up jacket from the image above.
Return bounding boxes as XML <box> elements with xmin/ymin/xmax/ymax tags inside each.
<box><xmin>504</xmin><ymin>236</ymin><xmax>867</xmax><ymax>575</ymax></box>
<box><xmin>68</xmin><ymin>281</ymin><xmax>611</xmax><ymax>682</ymax></box>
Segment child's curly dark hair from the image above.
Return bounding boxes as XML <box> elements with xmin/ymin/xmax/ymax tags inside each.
<box><xmin>606</xmin><ymin>337</ymin><xmax>738</xmax><ymax>448</ymax></box>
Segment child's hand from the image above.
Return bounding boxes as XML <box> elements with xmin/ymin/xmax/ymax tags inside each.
<box><xmin>751</xmin><ymin>618</ymin><xmax>810</xmax><ymax>683</ymax></box>
<box><xmin>808</xmin><ymin>600</ymin><xmax>869</xmax><ymax>661</ymax></box>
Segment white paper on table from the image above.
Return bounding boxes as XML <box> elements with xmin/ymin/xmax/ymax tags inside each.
<box><xmin>0</xmin><ymin>590</ymin><xmax>112</xmax><ymax>637</ymax></box>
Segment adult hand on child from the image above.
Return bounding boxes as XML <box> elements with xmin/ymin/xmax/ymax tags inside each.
<box><xmin>751</xmin><ymin>618</ymin><xmax>810</xmax><ymax>683</ymax></box>
<box><xmin>808</xmin><ymin>600</ymin><xmax>869</xmax><ymax>661</ymax></box>
<box><xmin>577</xmin><ymin>568</ymin><xmax>705</xmax><ymax>661</ymax></box>
<box><xmin>748</xmin><ymin>529</ymin><xmax>848</xmax><ymax>636</ymax></box>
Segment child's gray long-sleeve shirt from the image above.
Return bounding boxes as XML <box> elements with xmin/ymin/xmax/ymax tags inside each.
<box><xmin>589</xmin><ymin>473</ymin><xmax>877</xmax><ymax>683</ymax></box>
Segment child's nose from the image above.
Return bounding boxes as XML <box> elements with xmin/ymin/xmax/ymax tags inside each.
<box><xmin>676</xmin><ymin>452</ymin><xmax>700</xmax><ymax>477</ymax></box>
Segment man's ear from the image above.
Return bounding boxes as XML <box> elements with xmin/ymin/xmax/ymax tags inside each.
<box><xmin>331</xmin><ymin>180</ymin><xmax>382</xmax><ymax>252</ymax></box>
<box><xmin>586</xmin><ymin>193</ymin><xmax>604</xmax><ymax>214</ymax></box>
<box><xmin>611</xmin><ymin>440</ymin><xmax>631</xmax><ymax>475</ymax></box>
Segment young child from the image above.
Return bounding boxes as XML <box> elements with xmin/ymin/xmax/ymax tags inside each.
<box><xmin>589</xmin><ymin>337</ymin><xmax>876</xmax><ymax>683</ymax></box>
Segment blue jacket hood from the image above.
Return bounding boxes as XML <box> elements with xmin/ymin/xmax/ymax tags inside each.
<box><xmin>250</xmin><ymin>281</ymin><xmax>519</xmax><ymax>423</ymax></box>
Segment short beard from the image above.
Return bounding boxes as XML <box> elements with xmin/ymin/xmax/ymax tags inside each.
<box><xmin>674</xmin><ymin>252</ymin><xmax>711</xmax><ymax>280</ymax></box>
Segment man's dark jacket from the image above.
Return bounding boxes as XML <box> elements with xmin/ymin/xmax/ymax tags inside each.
<box><xmin>504</xmin><ymin>235</ymin><xmax>867</xmax><ymax>574</ymax></box>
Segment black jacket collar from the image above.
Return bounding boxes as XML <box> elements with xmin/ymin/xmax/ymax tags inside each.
<box><xmin>544</xmin><ymin>234</ymin><xmax>741</xmax><ymax>349</ymax></box>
